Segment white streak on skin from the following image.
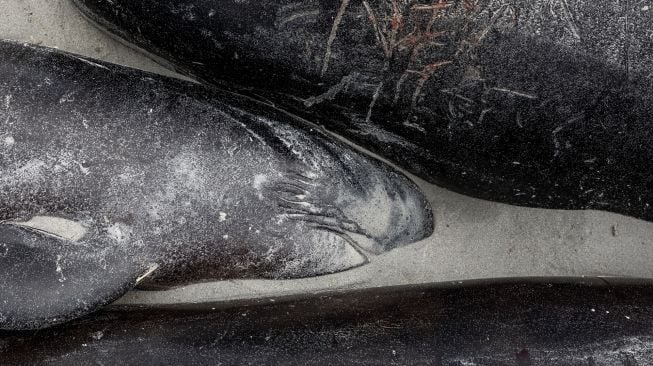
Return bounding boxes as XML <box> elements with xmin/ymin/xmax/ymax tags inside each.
<box><xmin>403</xmin><ymin>121</ymin><xmax>426</xmax><ymax>133</ymax></box>
<box><xmin>552</xmin><ymin>114</ymin><xmax>584</xmax><ymax>157</ymax></box>
<box><xmin>235</xmin><ymin>121</ymin><xmax>266</xmax><ymax>145</ymax></box>
<box><xmin>558</xmin><ymin>0</ymin><xmax>581</xmax><ymax>41</ymax></box>
<box><xmin>74</xmin><ymin>56</ymin><xmax>110</xmax><ymax>71</ymax></box>
<box><xmin>491</xmin><ymin>87</ymin><xmax>538</xmax><ymax>100</ymax></box>
<box><xmin>253</xmin><ymin>174</ymin><xmax>268</xmax><ymax>199</ymax></box>
<box><xmin>3</xmin><ymin>95</ymin><xmax>12</xmax><ymax>125</ymax></box>
<box><xmin>135</xmin><ymin>263</ymin><xmax>160</xmax><ymax>284</ymax></box>
<box><xmin>304</xmin><ymin>73</ymin><xmax>358</xmax><ymax>107</ymax></box>
<box><xmin>56</xmin><ymin>255</ymin><xmax>66</xmax><ymax>283</ymax></box>
<box><xmin>321</xmin><ymin>0</ymin><xmax>351</xmax><ymax>77</ymax></box>
<box><xmin>362</xmin><ymin>0</ymin><xmax>390</xmax><ymax>58</ymax></box>
<box><xmin>365</xmin><ymin>82</ymin><xmax>384</xmax><ymax>123</ymax></box>
<box><xmin>277</xmin><ymin>9</ymin><xmax>320</xmax><ymax>28</ymax></box>
<box><xmin>393</xmin><ymin>72</ymin><xmax>410</xmax><ymax>103</ymax></box>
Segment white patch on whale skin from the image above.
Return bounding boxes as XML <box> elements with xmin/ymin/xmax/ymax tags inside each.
<box><xmin>3</xmin><ymin>136</ymin><xmax>14</xmax><ymax>147</ymax></box>
<box><xmin>55</xmin><ymin>255</ymin><xmax>66</xmax><ymax>283</ymax></box>
<box><xmin>2</xmin><ymin>159</ymin><xmax>46</xmax><ymax>183</ymax></box>
<box><xmin>106</xmin><ymin>222</ymin><xmax>133</xmax><ymax>244</ymax></box>
<box><xmin>12</xmin><ymin>216</ymin><xmax>89</xmax><ymax>242</ymax></box>
<box><xmin>252</xmin><ymin>174</ymin><xmax>268</xmax><ymax>199</ymax></box>
<box><xmin>218</xmin><ymin>212</ymin><xmax>227</xmax><ymax>222</ymax></box>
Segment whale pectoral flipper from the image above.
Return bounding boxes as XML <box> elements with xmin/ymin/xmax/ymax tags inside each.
<box><xmin>0</xmin><ymin>224</ymin><xmax>150</xmax><ymax>330</ymax></box>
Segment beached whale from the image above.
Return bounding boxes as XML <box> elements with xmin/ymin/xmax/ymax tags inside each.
<box><xmin>0</xmin><ymin>40</ymin><xmax>432</xmax><ymax>330</ymax></box>
<box><xmin>2</xmin><ymin>280</ymin><xmax>653</xmax><ymax>365</ymax></box>
<box><xmin>73</xmin><ymin>0</ymin><xmax>653</xmax><ymax>221</ymax></box>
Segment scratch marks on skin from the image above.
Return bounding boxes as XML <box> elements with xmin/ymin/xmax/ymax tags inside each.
<box><xmin>74</xmin><ymin>57</ymin><xmax>110</xmax><ymax>71</ymax></box>
<box><xmin>472</xmin><ymin>4</ymin><xmax>508</xmax><ymax>48</ymax></box>
<box><xmin>362</xmin><ymin>0</ymin><xmax>391</xmax><ymax>58</ymax></box>
<box><xmin>366</xmin><ymin>1</ymin><xmax>454</xmax><ymax>123</ymax></box>
<box><xmin>169</xmin><ymin>3</ymin><xmax>197</xmax><ymax>22</ymax></box>
<box><xmin>304</xmin><ymin>73</ymin><xmax>358</xmax><ymax>107</ymax></box>
<box><xmin>321</xmin><ymin>0</ymin><xmax>351</xmax><ymax>77</ymax></box>
<box><xmin>552</xmin><ymin>113</ymin><xmax>584</xmax><ymax>157</ymax></box>
<box><xmin>491</xmin><ymin>87</ymin><xmax>538</xmax><ymax>100</ymax></box>
<box><xmin>397</xmin><ymin>2</ymin><xmax>454</xmax><ymax>124</ymax></box>
<box><xmin>622</xmin><ymin>0</ymin><xmax>631</xmax><ymax>77</ymax></box>
<box><xmin>276</xmin><ymin>9</ymin><xmax>320</xmax><ymax>28</ymax></box>
<box><xmin>3</xmin><ymin>95</ymin><xmax>12</xmax><ymax>125</ymax></box>
<box><xmin>235</xmin><ymin>120</ymin><xmax>266</xmax><ymax>146</ymax></box>
<box><xmin>558</xmin><ymin>0</ymin><xmax>581</xmax><ymax>41</ymax></box>
<box><xmin>405</xmin><ymin>60</ymin><xmax>453</xmax><ymax>122</ymax></box>
<box><xmin>366</xmin><ymin>82</ymin><xmax>384</xmax><ymax>123</ymax></box>
<box><xmin>315</xmin><ymin>1</ymin><xmax>457</xmax><ymax>126</ymax></box>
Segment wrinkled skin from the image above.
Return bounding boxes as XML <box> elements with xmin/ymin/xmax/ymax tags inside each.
<box><xmin>3</xmin><ymin>280</ymin><xmax>653</xmax><ymax>365</ymax></box>
<box><xmin>0</xmin><ymin>40</ymin><xmax>432</xmax><ymax>330</ymax></box>
<box><xmin>73</xmin><ymin>0</ymin><xmax>653</xmax><ymax>221</ymax></box>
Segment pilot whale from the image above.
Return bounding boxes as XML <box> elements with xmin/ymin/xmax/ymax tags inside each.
<box><xmin>72</xmin><ymin>0</ymin><xmax>653</xmax><ymax>222</ymax></box>
<box><xmin>0</xmin><ymin>40</ymin><xmax>433</xmax><ymax>330</ymax></box>
<box><xmin>3</xmin><ymin>280</ymin><xmax>653</xmax><ymax>365</ymax></box>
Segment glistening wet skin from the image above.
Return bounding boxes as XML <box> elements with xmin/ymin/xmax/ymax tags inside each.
<box><xmin>0</xmin><ymin>40</ymin><xmax>433</xmax><ymax>330</ymax></box>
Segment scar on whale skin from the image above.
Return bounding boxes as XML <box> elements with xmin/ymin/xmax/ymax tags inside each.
<box><xmin>0</xmin><ymin>40</ymin><xmax>433</xmax><ymax>330</ymax></box>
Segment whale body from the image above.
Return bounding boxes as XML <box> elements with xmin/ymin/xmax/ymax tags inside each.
<box><xmin>73</xmin><ymin>0</ymin><xmax>653</xmax><ymax>221</ymax></box>
<box><xmin>0</xmin><ymin>40</ymin><xmax>432</xmax><ymax>330</ymax></box>
<box><xmin>2</xmin><ymin>280</ymin><xmax>653</xmax><ymax>365</ymax></box>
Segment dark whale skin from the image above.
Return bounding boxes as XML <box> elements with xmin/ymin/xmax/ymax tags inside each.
<box><xmin>73</xmin><ymin>0</ymin><xmax>653</xmax><ymax>221</ymax></box>
<box><xmin>3</xmin><ymin>280</ymin><xmax>653</xmax><ymax>365</ymax></box>
<box><xmin>0</xmin><ymin>40</ymin><xmax>432</xmax><ymax>330</ymax></box>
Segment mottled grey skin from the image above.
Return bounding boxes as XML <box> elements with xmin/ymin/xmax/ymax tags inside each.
<box><xmin>0</xmin><ymin>40</ymin><xmax>432</xmax><ymax>330</ymax></box>
<box><xmin>71</xmin><ymin>0</ymin><xmax>653</xmax><ymax>222</ymax></box>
